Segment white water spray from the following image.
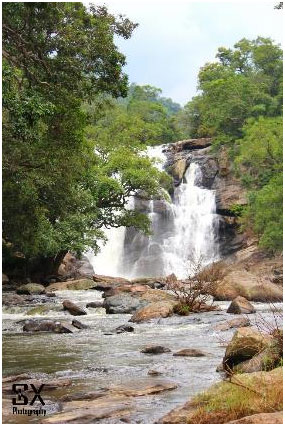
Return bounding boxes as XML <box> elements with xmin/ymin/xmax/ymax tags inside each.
<box><xmin>88</xmin><ymin>146</ymin><xmax>219</xmax><ymax>279</ymax></box>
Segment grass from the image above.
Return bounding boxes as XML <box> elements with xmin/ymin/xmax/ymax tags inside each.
<box><xmin>185</xmin><ymin>367</ymin><xmax>283</xmax><ymax>424</ymax></box>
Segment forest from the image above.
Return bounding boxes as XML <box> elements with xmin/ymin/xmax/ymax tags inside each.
<box><xmin>2</xmin><ymin>2</ymin><xmax>283</xmax><ymax>279</ymax></box>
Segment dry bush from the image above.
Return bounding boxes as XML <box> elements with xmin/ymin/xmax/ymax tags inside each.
<box><xmin>165</xmin><ymin>258</ymin><xmax>225</xmax><ymax>313</ymax></box>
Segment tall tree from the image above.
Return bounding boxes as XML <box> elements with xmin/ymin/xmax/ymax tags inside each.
<box><xmin>2</xmin><ymin>3</ymin><xmax>167</xmax><ymax>278</ymax></box>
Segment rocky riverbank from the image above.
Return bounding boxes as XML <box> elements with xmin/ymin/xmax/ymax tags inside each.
<box><xmin>2</xmin><ymin>264</ymin><xmax>283</xmax><ymax>424</ymax></box>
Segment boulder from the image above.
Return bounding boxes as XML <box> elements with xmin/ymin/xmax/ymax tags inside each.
<box><xmin>72</xmin><ymin>319</ymin><xmax>88</xmax><ymax>329</ymax></box>
<box><xmin>141</xmin><ymin>345</ymin><xmax>171</xmax><ymax>354</ymax></box>
<box><xmin>46</xmin><ymin>278</ymin><xmax>96</xmax><ymax>292</ymax></box>
<box><xmin>17</xmin><ymin>283</ymin><xmax>45</xmax><ymax>295</ymax></box>
<box><xmin>115</xmin><ymin>325</ymin><xmax>134</xmax><ymax>334</ymax></box>
<box><xmin>173</xmin><ymin>349</ymin><xmax>207</xmax><ymax>357</ymax></box>
<box><xmin>26</xmin><ymin>305</ymin><xmax>50</xmax><ymax>316</ymax></box>
<box><xmin>63</xmin><ymin>300</ymin><xmax>87</xmax><ymax>316</ymax></box>
<box><xmin>223</xmin><ymin>327</ymin><xmax>272</xmax><ymax>371</ymax></box>
<box><xmin>86</xmin><ymin>301</ymin><xmax>104</xmax><ymax>308</ymax></box>
<box><xmin>2</xmin><ymin>293</ymin><xmax>26</xmax><ymax>306</ymax></box>
<box><xmin>227</xmin><ymin>296</ymin><xmax>256</xmax><ymax>314</ymax></box>
<box><xmin>23</xmin><ymin>320</ymin><xmax>75</xmax><ymax>333</ymax></box>
<box><xmin>215</xmin><ymin>317</ymin><xmax>250</xmax><ymax>331</ymax></box>
<box><xmin>129</xmin><ymin>301</ymin><xmax>177</xmax><ymax>323</ymax></box>
<box><xmin>103</xmin><ymin>294</ymin><xmax>148</xmax><ymax>314</ymax></box>
<box><xmin>229</xmin><ymin>412</ymin><xmax>283</xmax><ymax>424</ymax></box>
<box><xmin>58</xmin><ymin>252</ymin><xmax>94</xmax><ymax>279</ymax></box>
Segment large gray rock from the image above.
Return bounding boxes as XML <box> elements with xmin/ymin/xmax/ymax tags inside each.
<box><xmin>23</xmin><ymin>320</ymin><xmax>75</xmax><ymax>333</ymax></box>
<box><xmin>227</xmin><ymin>296</ymin><xmax>256</xmax><ymax>314</ymax></box>
<box><xmin>63</xmin><ymin>300</ymin><xmax>87</xmax><ymax>316</ymax></box>
<box><xmin>103</xmin><ymin>294</ymin><xmax>148</xmax><ymax>314</ymax></box>
<box><xmin>17</xmin><ymin>283</ymin><xmax>45</xmax><ymax>295</ymax></box>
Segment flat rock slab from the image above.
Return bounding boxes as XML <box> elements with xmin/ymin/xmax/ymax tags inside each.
<box><xmin>215</xmin><ymin>317</ymin><xmax>250</xmax><ymax>331</ymax></box>
<box><xmin>173</xmin><ymin>349</ymin><xmax>208</xmax><ymax>357</ymax></box>
<box><xmin>46</xmin><ymin>279</ymin><xmax>96</xmax><ymax>292</ymax></box>
<box><xmin>42</xmin><ymin>379</ymin><xmax>177</xmax><ymax>424</ymax></box>
<box><xmin>229</xmin><ymin>411</ymin><xmax>283</xmax><ymax>424</ymax></box>
<box><xmin>141</xmin><ymin>345</ymin><xmax>171</xmax><ymax>354</ymax></box>
<box><xmin>108</xmin><ymin>379</ymin><xmax>178</xmax><ymax>397</ymax></box>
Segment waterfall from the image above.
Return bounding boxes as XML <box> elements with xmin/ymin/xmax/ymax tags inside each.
<box><xmin>88</xmin><ymin>145</ymin><xmax>219</xmax><ymax>279</ymax></box>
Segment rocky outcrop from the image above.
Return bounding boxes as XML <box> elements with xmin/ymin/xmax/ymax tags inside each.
<box><xmin>63</xmin><ymin>300</ymin><xmax>87</xmax><ymax>316</ymax></box>
<box><xmin>46</xmin><ymin>278</ymin><xmax>97</xmax><ymax>292</ymax></box>
<box><xmin>170</xmin><ymin>138</ymin><xmax>212</xmax><ymax>152</ymax></box>
<box><xmin>227</xmin><ymin>296</ymin><xmax>256</xmax><ymax>314</ymax></box>
<box><xmin>222</xmin><ymin>327</ymin><xmax>272</xmax><ymax>371</ymax></box>
<box><xmin>16</xmin><ymin>283</ymin><xmax>46</xmax><ymax>295</ymax></box>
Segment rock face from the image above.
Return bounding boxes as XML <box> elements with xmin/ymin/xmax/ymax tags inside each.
<box><xmin>23</xmin><ymin>320</ymin><xmax>75</xmax><ymax>333</ymax></box>
<box><xmin>214</xmin><ymin>246</ymin><xmax>283</xmax><ymax>302</ymax></box>
<box><xmin>223</xmin><ymin>327</ymin><xmax>272</xmax><ymax>371</ymax></box>
<box><xmin>170</xmin><ymin>138</ymin><xmax>212</xmax><ymax>152</ymax></box>
<box><xmin>63</xmin><ymin>300</ymin><xmax>87</xmax><ymax>316</ymax></box>
<box><xmin>16</xmin><ymin>283</ymin><xmax>45</xmax><ymax>295</ymax></box>
<box><xmin>227</xmin><ymin>296</ymin><xmax>256</xmax><ymax>314</ymax></box>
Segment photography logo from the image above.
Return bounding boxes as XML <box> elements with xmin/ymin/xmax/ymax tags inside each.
<box><xmin>12</xmin><ymin>384</ymin><xmax>47</xmax><ymax>417</ymax></box>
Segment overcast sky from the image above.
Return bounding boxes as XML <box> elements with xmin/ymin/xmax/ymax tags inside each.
<box><xmin>86</xmin><ymin>0</ymin><xmax>283</xmax><ymax>105</ymax></box>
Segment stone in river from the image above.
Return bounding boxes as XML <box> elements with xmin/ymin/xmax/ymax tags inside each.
<box><xmin>173</xmin><ymin>349</ymin><xmax>208</xmax><ymax>357</ymax></box>
<box><xmin>63</xmin><ymin>299</ymin><xmax>87</xmax><ymax>316</ymax></box>
<box><xmin>141</xmin><ymin>345</ymin><xmax>171</xmax><ymax>354</ymax></box>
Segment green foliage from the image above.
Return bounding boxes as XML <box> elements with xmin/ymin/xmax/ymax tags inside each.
<box><xmin>246</xmin><ymin>174</ymin><xmax>283</xmax><ymax>252</ymax></box>
<box><xmin>2</xmin><ymin>2</ymin><xmax>169</xmax><ymax>274</ymax></box>
<box><xmin>174</xmin><ymin>37</ymin><xmax>283</xmax><ymax>252</ymax></box>
<box><xmin>176</xmin><ymin>37</ymin><xmax>282</xmax><ymax>140</ymax></box>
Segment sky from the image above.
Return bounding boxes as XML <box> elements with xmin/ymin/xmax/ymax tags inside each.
<box><xmin>85</xmin><ymin>0</ymin><xmax>283</xmax><ymax>105</ymax></box>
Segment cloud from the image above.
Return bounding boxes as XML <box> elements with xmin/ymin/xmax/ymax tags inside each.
<box><xmin>85</xmin><ymin>0</ymin><xmax>283</xmax><ymax>105</ymax></box>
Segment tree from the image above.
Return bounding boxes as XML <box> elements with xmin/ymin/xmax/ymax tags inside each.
<box><xmin>2</xmin><ymin>3</ymin><xmax>167</xmax><ymax>278</ymax></box>
<box><xmin>176</xmin><ymin>37</ymin><xmax>282</xmax><ymax>142</ymax></box>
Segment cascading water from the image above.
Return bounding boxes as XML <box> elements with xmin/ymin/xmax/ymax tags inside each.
<box><xmin>88</xmin><ymin>145</ymin><xmax>219</xmax><ymax>279</ymax></box>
